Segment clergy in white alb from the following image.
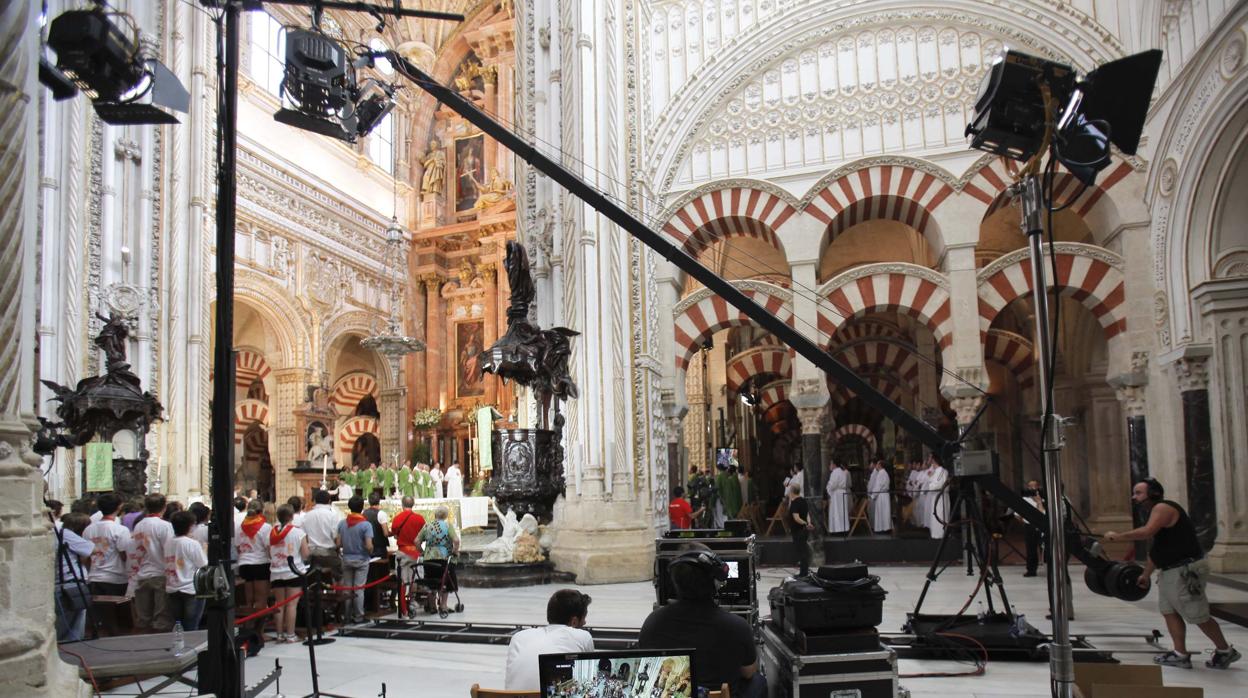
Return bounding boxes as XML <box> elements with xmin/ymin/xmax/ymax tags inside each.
<box><xmin>867</xmin><ymin>460</ymin><xmax>892</xmax><ymax>533</ymax></box>
<box><xmin>430</xmin><ymin>464</ymin><xmax>445</xmax><ymax>498</ymax></box>
<box><xmin>825</xmin><ymin>462</ymin><xmax>850</xmax><ymax>534</ymax></box>
<box><xmin>926</xmin><ymin>460</ymin><xmax>950</xmax><ymax>539</ymax></box>
<box><xmin>909</xmin><ymin>465</ymin><xmax>930</xmax><ymax>528</ymax></box>
<box><xmin>445</xmin><ymin>463</ymin><xmax>464</xmax><ymax>499</ymax></box>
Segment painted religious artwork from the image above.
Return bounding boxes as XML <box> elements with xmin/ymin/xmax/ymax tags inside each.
<box><xmin>455</xmin><ymin>134</ymin><xmax>485</xmax><ymax>212</ymax></box>
<box><xmin>456</xmin><ymin>319</ymin><xmax>485</xmax><ymax>398</ymax></box>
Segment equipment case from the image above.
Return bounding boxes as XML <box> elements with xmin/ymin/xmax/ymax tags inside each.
<box><xmin>760</xmin><ymin>625</ymin><xmax>903</xmax><ymax>698</ymax></box>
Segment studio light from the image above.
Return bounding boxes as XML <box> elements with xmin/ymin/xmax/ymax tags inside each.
<box><xmin>275</xmin><ymin>28</ymin><xmax>398</xmax><ymax>143</ymax></box>
<box><xmin>966</xmin><ymin>48</ymin><xmax>1163</xmax><ymax>185</ymax></box>
<box><xmin>44</xmin><ymin>8</ymin><xmax>189</xmax><ymax>124</ymax></box>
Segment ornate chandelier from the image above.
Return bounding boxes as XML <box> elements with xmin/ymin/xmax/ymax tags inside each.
<box><xmin>362</xmin><ymin>175</ymin><xmax>425</xmax><ymax>360</ymax></box>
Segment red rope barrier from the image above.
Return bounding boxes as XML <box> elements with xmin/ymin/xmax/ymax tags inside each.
<box><xmin>234</xmin><ymin>590</ymin><xmax>303</xmax><ymax>626</ymax></box>
<box><xmin>329</xmin><ymin>572</ymin><xmax>394</xmax><ymax>592</ymax></box>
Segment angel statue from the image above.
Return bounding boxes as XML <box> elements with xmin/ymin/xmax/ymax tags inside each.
<box><xmin>307</xmin><ymin>425</ymin><xmax>334</xmax><ymax>464</ymax></box>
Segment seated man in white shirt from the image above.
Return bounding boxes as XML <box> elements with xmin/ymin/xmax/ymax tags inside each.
<box><xmin>504</xmin><ymin>589</ymin><xmax>595</xmax><ymax>690</ymax></box>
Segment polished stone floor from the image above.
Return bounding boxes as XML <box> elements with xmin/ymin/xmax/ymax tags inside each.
<box><xmin>103</xmin><ymin>564</ymin><xmax>1248</xmax><ymax>697</ymax></box>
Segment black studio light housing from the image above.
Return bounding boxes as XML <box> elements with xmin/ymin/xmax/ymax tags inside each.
<box><xmin>966</xmin><ymin>48</ymin><xmax>1162</xmax><ymax>185</ymax></box>
<box><xmin>44</xmin><ymin>8</ymin><xmax>189</xmax><ymax>125</ymax></box>
<box><xmin>275</xmin><ymin>28</ymin><xmax>398</xmax><ymax>143</ymax></box>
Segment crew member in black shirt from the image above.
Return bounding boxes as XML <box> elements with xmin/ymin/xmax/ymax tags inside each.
<box><xmin>639</xmin><ymin>546</ymin><xmax>764</xmax><ymax>697</ymax></box>
<box><xmin>1105</xmin><ymin>479</ymin><xmax>1240</xmax><ymax>669</ymax></box>
<box><xmin>788</xmin><ymin>482</ymin><xmax>813</xmax><ymax>577</ymax></box>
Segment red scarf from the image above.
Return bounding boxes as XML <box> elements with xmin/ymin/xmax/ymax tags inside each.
<box><xmin>241</xmin><ymin>514</ymin><xmax>266</xmax><ymax>538</ymax></box>
<box><xmin>270</xmin><ymin>524</ymin><xmax>293</xmax><ymax>546</ymax></box>
<box><xmin>346</xmin><ymin>513</ymin><xmax>368</xmax><ymax>527</ymax></box>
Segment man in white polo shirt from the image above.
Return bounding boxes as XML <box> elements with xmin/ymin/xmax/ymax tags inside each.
<box><xmin>302</xmin><ymin>489</ymin><xmax>343</xmax><ymax>582</ymax></box>
<box><xmin>505</xmin><ymin>589</ymin><xmax>595</xmax><ymax>690</ymax></box>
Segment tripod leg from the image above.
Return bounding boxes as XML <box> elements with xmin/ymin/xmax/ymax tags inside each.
<box><xmin>912</xmin><ymin>487</ymin><xmax>965</xmax><ymax>618</ymax></box>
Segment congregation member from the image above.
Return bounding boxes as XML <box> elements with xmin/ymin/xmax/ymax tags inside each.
<box><xmin>638</xmin><ymin>546</ymin><xmax>764</xmax><ymax>698</ymax></box>
<box><xmin>188</xmin><ymin>502</ymin><xmax>211</xmax><ymax>552</ymax></box>
<box><xmin>1018</xmin><ymin>479</ymin><xmax>1046</xmax><ymax>577</ymax></box>
<box><xmin>926</xmin><ymin>458</ymin><xmax>950</xmax><ymax>539</ymax></box>
<box><xmin>303</xmin><ymin>489</ymin><xmax>343</xmax><ymax>582</ymax></box>
<box><xmin>788</xmin><ymin>483</ymin><xmax>813</xmax><ymax>577</ymax></box>
<box><xmin>165</xmin><ymin>510</ymin><xmax>208</xmax><ymax>631</ymax></box>
<box><xmin>364</xmin><ymin>492</ymin><xmax>391</xmax><ymax>565</ymax></box>
<box><xmin>54</xmin><ymin>512</ymin><xmax>94</xmax><ymax>642</ymax></box>
<box><xmin>235</xmin><ymin>498</ymin><xmax>272</xmax><ymax>626</ymax></box>
<box><xmin>288</xmin><ymin>495</ymin><xmax>306</xmax><ymax>528</ymax></box>
<box><xmin>867</xmin><ymin>459</ymin><xmax>892</xmax><ymax>534</ymax></box>
<box><xmin>391</xmin><ymin>496</ymin><xmax>426</xmax><ymax>612</ymax></box>
<box><xmin>825</xmin><ymin>460</ymin><xmax>850</xmax><ymax>534</ymax></box>
<box><xmin>338</xmin><ymin>496</ymin><xmax>375</xmax><ymax>624</ymax></box>
<box><xmin>1105</xmin><ymin>480</ymin><xmax>1240</xmax><ymax>669</ymax></box>
<box><xmin>120</xmin><ymin>496</ymin><xmax>145</xmax><ymax>530</ymax></box>
<box><xmin>504</xmin><ymin>589</ymin><xmax>595</xmax><ymax>690</ymax></box>
<box><xmin>130</xmin><ymin>494</ymin><xmax>174</xmax><ymax>632</ymax></box>
<box><xmin>83</xmin><ymin>492</ymin><xmax>131</xmax><ymax>596</ymax></box>
<box><xmin>233</xmin><ymin>496</ymin><xmax>247</xmax><ymax>527</ymax></box>
<box><xmin>445</xmin><ymin>461</ymin><xmax>464</xmax><ymax>499</ymax></box>
<box><xmin>668</xmin><ymin>486</ymin><xmax>698</xmax><ymax>530</ymax></box>
<box><xmin>415</xmin><ymin>505</ymin><xmax>460</xmax><ymax>614</ymax></box>
<box><xmin>269</xmin><ymin>504</ymin><xmax>309</xmax><ymax>643</ymax></box>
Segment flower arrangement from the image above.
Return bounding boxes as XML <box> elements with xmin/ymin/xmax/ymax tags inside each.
<box><xmin>412</xmin><ymin>407</ymin><xmax>443</xmax><ymax>430</ymax></box>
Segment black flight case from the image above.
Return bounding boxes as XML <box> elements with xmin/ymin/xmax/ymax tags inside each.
<box><xmin>760</xmin><ymin>624</ymin><xmax>905</xmax><ymax>698</ymax></box>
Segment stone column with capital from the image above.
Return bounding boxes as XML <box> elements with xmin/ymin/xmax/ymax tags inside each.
<box><xmin>481</xmin><ymin>263</ymin><xmax>499</xmax><ymax>403</ymax></box>
<box><xmin>1110</xmin><ymin>351</ymin><xmax>1150</xmax><ymax>560</ymax></box>
<box><xmin>1173</xmin><ymin>350</ymin><xmax>1217</xmax><ymax>552</ymax></box>
<box><xmin>0</xmin><ymin>1</ymin><xmax>85</xmax><ymax>693</ymax></box>
<box><xmin>273</xmin><ymin>367</ymin><xmax>313</xmax><ymax>502</ymax></box>
<box><xmin>379</xmin><ymin>386</ymin><xmax>406</xmax><ymax>466</ymax></box>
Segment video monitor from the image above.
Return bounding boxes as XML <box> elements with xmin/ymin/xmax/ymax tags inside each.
<box><xmin>654</xmin><ymin>555</ymin><xmax>753</xmax><ymax>607</ymax></box>
<box><xmin>538</xmin><ymin>649</ymin><xmax>694</xmax><ymax>698</ymax></box>
<box><xmin>715</xmin><ymin>448</ymin><xmax>738</xmax><ymax>468</ymax></box>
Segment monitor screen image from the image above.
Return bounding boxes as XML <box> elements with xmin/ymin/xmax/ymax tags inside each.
<box><xmin>726</xmin><ymin>560</ymin><xmax>739</xmax><ymax>579</ymax></box>
<box><xmin>539</xmin><ymin>650</ymin><xmax>693</xmax><ymax>698</ymax></box>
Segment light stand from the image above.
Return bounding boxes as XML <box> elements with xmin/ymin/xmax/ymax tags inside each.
<box><xmin>1016</xmin><ymin>174</ymin><xmax>1075</xmax><ymax>697</ymax></box>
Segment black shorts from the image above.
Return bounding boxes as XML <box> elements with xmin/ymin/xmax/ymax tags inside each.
<box><xmin>239</xmin><ymin>563</ymin><xmax>270</xmax><ymax>582</ymax></box>
<box><xmin>271</xmin><ymin>577</ymin><xmax>301</xmax><ymax>589</ymax></box>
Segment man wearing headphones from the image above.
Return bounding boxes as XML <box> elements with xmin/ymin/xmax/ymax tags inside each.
<box><xmin>1104</xmin><ymin>479</ymin><xmax>1239</xmax><ymax>669</ymax></box>
<box><xmin>639</xmin><ymin>545</ymin><xmax>765</xmax><ymax>697</ymax></box>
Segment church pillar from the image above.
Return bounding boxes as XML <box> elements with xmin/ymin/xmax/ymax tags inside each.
<box><xmin>481</xmin><ymin>263</ymin><xmax>499</xmax><ymax>404</ymax></box>
<box><xmin>405</xmin><ymin>260</ymin><xmax>427</xmax><ymax>420</ymax></box>
<box><xmin>1170</xmin><ymin>348</ymin><xmax>1218</xmax><ymax>552</ymax></box>
<box><xmin>423</xmin><ymin>275</ymin><xmax>444</xmax><ymax>409</ymax></box>
<box><xmin>1195</xmin><ymin>280</ymin><xmax>1248</xmax><ymax>572</ymax></box>
<box><xmin>796</xmin><ymin>403</ymin><xmax>827</xmax><ymax>501</ymax></box>
<box><xmin>379</xmin><ymin>386</ymin><xmax>406</xmax><ymax>466</ymax></box>
<box><xmin>663</xmin><ymin>403</ymin><xmax>687</xmax><ymax>505</ymax></box>
<box><xmin>684</xmin><ymin>355</ymin><xmax>710</xmax><ymax>473</ymax></box>
<box><xmin>1110</xmin><ymin>352</ymin><xmax>1150</xmax><ymax>560</ymax></box>
<box><xmin>273</xmin><ymin>367</ymin><xmax>312</xmax><ymax>502</ymax></box>
<box><xmin>0</xmin><ymin>1</ymin><xmax>85</xmax><ymax>692</ymax></box>
<box><xmin>943</xmin><ymin>243</ymin><xmax>989</xmax><ymax>396</ymax></box>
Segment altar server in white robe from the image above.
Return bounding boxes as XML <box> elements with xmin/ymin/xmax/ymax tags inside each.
<box><xmin>926</xmin><ymin>459</ymin><xmax>950</xmax><ymax>539</ymax></box>
<box><xmin>430</xmin><ymin>463</ymin><xmax>445</xmax><ymax>498</ymax></box>
<box><xmin>825</xmin><ymin>461</ymin><xmax>850</xmax><ymax>534</ymax></box>
<box><xmin>867</xmin><ymin>459</ymin><xmax>892</xmax><ymax>534</ymax></box>
<box><xmin>445</xmin><ymin>462</ymin><xmax>464</xmax><ymax>499</ymax></box>
<box><xmin>909</xmin><ymin>464</ymin><xmax>930</xmax><ymax>527</ymax></box>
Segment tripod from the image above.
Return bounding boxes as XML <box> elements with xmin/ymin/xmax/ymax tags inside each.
<box><xmin>289</xmin><ymin>557</ymin><xmax>348</xmax><ymax>698</ymax></box>
<box><xmin>912</xmin><ymin>476</ymin><xmax>1014</xmax><ymax>624</ymax></box>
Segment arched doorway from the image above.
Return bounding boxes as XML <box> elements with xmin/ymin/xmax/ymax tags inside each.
<box><xmin>353</xmin><ymin>432</ymin><xmax>381</xmax><ymax>468</ymax></box>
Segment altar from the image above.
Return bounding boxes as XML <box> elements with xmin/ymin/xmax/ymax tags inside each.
<box><xmin>332</xmin><ymin>495</ymin><xmax>492</xmax><ymax>530</ymax></box>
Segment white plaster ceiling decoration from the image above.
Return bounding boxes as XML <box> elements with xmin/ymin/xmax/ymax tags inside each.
<box><xmin>644</xmin><ymin>1</ymin><xmax>1127</xmax><ymax>192</ymax></box>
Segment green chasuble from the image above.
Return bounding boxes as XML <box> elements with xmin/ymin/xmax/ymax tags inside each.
<box><xmin>398</xmin><ymin>466</ymin><xmax>416</xmax><ymax>498</ymax></box>
<box><xmin>716</xmin><ymin>471</ymin><xmax>742</xmax><ymax>519</ymax></box>
<box><xmin>378</xmin><ymin>467</ymin><xmax>395</xmax><ymax>495</ymax></box>
<box><xmin>415</xmin><ymin>470</ymin><xmax>432</xmax><ymax>498</ymax></box>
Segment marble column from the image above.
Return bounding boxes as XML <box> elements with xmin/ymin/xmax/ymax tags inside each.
<box><xmin>1195</xmin><ymin>280</ymin><xmax>1248</xmax><ymax>571</ymax></box>
<box><xmin>0</xmin><ymin>1</ymin><xmax>84</xmax><ymax>692</ymax></box>
<box><xmin>666</xmin><ymin>413</ymin><xmax>685</xmax><ymax>500</ymax></box>
<box><xmin>1174</xmin><ymin>351</ymin><xmax>1217</xmax><ymax>552</ymax></box>
<box><xmin>423</xmin><ymin>275</ymin><xmax>444</xmax><ymax>410</ymax></box>
<box><xmin>1111</xmin><ymin>357</ymin><xmax>1150</xmax><ymax>560</ymax></box>
<box><xmin>379</xmin><ymin>386</ymin><xmax>406</xmax><ymax>466</ymax></box>
<box><xmin>797</xmin><ymin>404</ymin><xmax>826</xmax><ymax>501</ymax></box>
<box><xmin>273</xmin><ymin>367</ymin><xmax>313</xmax><ymax>502</ymax></box>
<box><xmin>481</xmin><ymin>263</ymin><xmax>498</xmax><ymax>404</ymax></box>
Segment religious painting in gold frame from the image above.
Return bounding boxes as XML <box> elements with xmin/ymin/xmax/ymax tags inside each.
<box><xmin>455</xmin><ymin>319</ymin><xmax>485</xmax><ymax>398</ymax></box>
<box><xmin>454</xmin><ymin>134</ymin><xmax>484</xmax><ymax>212</ymax></box>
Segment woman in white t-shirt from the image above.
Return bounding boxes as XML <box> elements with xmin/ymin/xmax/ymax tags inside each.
<box><xmin>164</xmin><ymin>511</ymin><xmax>208</xmax><ymax>630</ymax></box>
<box><xmin>269</xmin><ymin>504</ymin><xmax>310</xmax><ymax>643</ymax></box>
<box><xmin>234</xmin><ymin>498</ymin><xmax>272</xmax><ymax>628</ymax></box>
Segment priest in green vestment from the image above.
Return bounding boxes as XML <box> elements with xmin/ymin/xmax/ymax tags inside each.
<box><xmin>716</xmin><ymin>463</ymin><xmax>743</xmax><ymax>521</ymax></box>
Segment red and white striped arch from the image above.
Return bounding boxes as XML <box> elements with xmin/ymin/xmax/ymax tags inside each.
<box><xmin>832</xmin><ymin>423</ymin><xmax>877</xmax><ymax>455</ymax></box>
<box><xmin>674</xmin><ymin>284</ymin><xmax>794</xmax><ymax>372</ymax></box>
<box><xmin>826</xmin><ymin>320</ymin><xmax>906</xmax><ymax>351</ymax></box>
<box><xmin>757</xmin><ymin>379</ymin><xmax>791</xmax><ymax>412</ymax></box>
<box><xmin>233</xmin><ymin>399</ymin><xmax>270</xmax><ymax>445</ymax></box>
<box><xmin>242</xmin><ymin>426</ymin><xmax>269</xmax><ymax>456</ymax></box>
<box><xmin>968</xmin><ymin>158</ymin><xmax>1136</xmax><ymax>223</ymax></box>
<box><xmin>337</xmin><ymin>416</ymin><xmax>379</xmax><ymax>457</ymax></box>
<box><xmin>818</xmin><ymin>268</ymin><xmax>953</xmax><ymax>358</ymax></box>
<box><xmin>662</xmin><ymin>186</ymin><xmax>795</xmax><ymax>257</ymax></box>
<box><xmin>834</xmin><ymin>340</ymin><xmax>920</xmax><ymax>384</ymax></box>
<box><xmin>805</xmin><ymin>165</ymin><xmax>954</xmax><ymax>233</ymax></box>
<box><xmin>725</xmin><ymin>346</ymin><xmax>793</xmax><ymax>394</ymax></box>
<box><xmin>984</xmin><ymin>329</ymin><xmax>1036</xmax><ymax>390</ymax></box>
<box><xmin>977</xmin><ymin>246</ymin><xmax>1126</xmax><ymax>341</ymax></box>
<box><xmin>211</xmin><ymin>349</ymin><xmax>272</xmax><ymax>394</ymax></box>
<box><xmin>331</xmin><ymin>372</ymin><xmax>378</xmax><ymax>413</ymax></box>
<box><xmin>830</xmin><ymin>373</ymin><xmax>908</xmax><ymax>408</ymax></box>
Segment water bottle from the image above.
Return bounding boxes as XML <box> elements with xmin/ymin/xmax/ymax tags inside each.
<box><xmin>172</xmin><ymin>621</ymin><xmax>185</xmax><ymax>656</ymax></box>
<box><xmin>976</xmin><ymin>601</ymin><xmax>986</xmax><ymax>625</ymax></box>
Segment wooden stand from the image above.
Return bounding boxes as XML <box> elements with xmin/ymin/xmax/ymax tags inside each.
<box><xmin>290</xmin><ymin>465</ymin><xmax>340</xmax><ymax>503</ymax></box>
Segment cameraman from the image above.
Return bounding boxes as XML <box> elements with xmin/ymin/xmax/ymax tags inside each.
<box><xmin>639</xmin><ymin>545</ymin><xmax>764</xmax><ymax>698</ymax></box>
